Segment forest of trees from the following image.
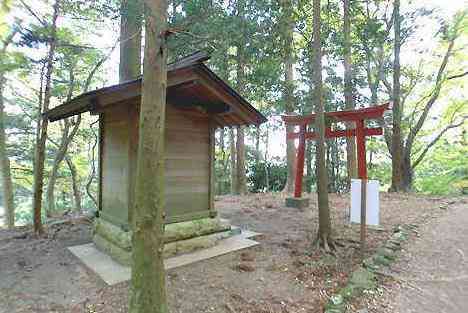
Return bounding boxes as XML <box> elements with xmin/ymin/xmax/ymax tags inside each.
<box><xmin>0</xmin><ymin>0</ymin><xmax>467</xmax><ymax>230</ymax></box>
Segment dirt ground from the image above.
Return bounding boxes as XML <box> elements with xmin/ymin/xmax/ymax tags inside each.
<box><xmin>0</xmin><ymin>192</ymin><xmax>465</xmax><ymax>313</ymax></box>
<box><xmin>351</xmin><ymin>196</ymin><xmax>468</xmax><ymax>313</ymax></box>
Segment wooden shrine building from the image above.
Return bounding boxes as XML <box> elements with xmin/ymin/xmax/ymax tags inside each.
<box><xmin>44</xmin><ymin>52</ymin><xmax>266</xmax><ymax>264</ymax></box>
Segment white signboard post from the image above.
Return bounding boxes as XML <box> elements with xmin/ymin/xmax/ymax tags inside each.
<box><xmin>350</xmin><ymin>179</ymin><xmax>380</xmax><ymax>226</ymax></box>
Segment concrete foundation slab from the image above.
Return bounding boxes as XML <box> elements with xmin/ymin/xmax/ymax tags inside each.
<box><xmin>285</xmin><ymin>197</ymin><xmax>310</xmax><ymax>209</ymax></box>
<box><xmin>68</xmin><ymin>229</ymin><xmax>259</xmax><ymax>286</ymax></box>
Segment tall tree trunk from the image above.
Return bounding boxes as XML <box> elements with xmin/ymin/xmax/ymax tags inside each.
<box><xmin>306</xmin><ymin>141</ymin><xmax>313</xmax><ymax>193</ymax></box>
<box><xmin>128</xmin><ymin>0</ymin><xmax>169</xmax><ymax>312</ymax></box>
<box><xmin>400</xmin><ymin>34</ymin><xmax>458</xmax><ymax>190</ymax></box>
<box><xmin>32</xmin><ymin>0</ymin><xmax>59</xmax><ymax>234</ymax></box>
<box><xmin>235</xmin><ymin>0</ymin><xmax>247</xmax><ymax>195</ymax></box>
<box><xmin>236</xmin><ymin>126</ymin><xmax>247</xmax><ymax>195</ymax></box>
<box><xmin>326</xmin><ymin>144</ymin><xmax>334</xmax><ymax>192</ymax></box>
<box><xmin>312</xmin><ymin>0</ymin><xmax>332</xmax><ymax>250</ymax></box>
<box><xmin>343</xmin><ymin>0</ymin><xmax>357</xmax><ymax>187</ymax></box>
<box><xmin>264</xmin><ymin>127</ymin><xmax>270</xmax><ymax>191</ymax></box>
<box><xmin>401</xmin><ymin>152</ymin><xmax>412</xmax><ymax>190</ymax></box>
<box><xmin>46</xmin><ymin>117</ymin><xmax>81</xmax><ymax>213</ymax></box>
<box><xmin>255</xmin><ymin>126</ymin><xmax>261</xmax><ymax>168</ymax></box>
<box><xmin>0</xmin><ymin>31</ymin><xmax>16</xmax><ymax>229</ymax></box>
<box><xmin>65</xmin><ymin>155</ymin><xmax>82</xmax><ymax>211</ymax></box>
<box><xmin>119</xmin><ymin>0</ymin><xmax>142</xmax><ymax>82</ymax></box>
<box><xmin>86</xmin><ymin>126</ymin><xmax>99</xmax><ymax>209</ymax></box>
<box><xmin>218</xmin><ymin>127</ymin><xmax>225</xmax><ymax>194</ymax></box>
<box><xmin>390</xmin><ymin>0</ymin><xmax>404</xmax><ymax>192</ymax></box>
<box><xmin>0</xmin><ymin>71</ymin><xmax>14</xmax><ymax>228</ymax></box>
<box><xmin>281</xmin><ymin>0</ymin><xmax>297</xmax><ymax>194</ymax></box>
<box><xmin>229</xmin><ymin>128</ymin><xmax>237</xmax><ymax>194</ymax></box>
<box><xmin>46</xmin><ymin>46</ymin><xmax>108</xmax><ymax>213</ymax></box>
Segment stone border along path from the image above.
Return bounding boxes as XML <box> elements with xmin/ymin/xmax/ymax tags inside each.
<box><xmin>325</xmin><ymin>224</ymin><xmax>416</xmax><ymax>313</ymax></box>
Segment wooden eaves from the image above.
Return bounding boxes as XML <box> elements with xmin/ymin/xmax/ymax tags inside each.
<box><xmin>44</xmin><ymin>51</ymin><xmax>267</xmax><ymax>127</ymax></box>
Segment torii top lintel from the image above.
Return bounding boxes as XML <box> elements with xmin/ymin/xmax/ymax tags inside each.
<box><xmin>282</xmin><ymin>103</ymin><xmax>390</xmax><ymax>198</ymax></box>
<box><xmin>282</xmin><ymin>103</ymin><xmax>390</xmax><ymax>126</ymax></box>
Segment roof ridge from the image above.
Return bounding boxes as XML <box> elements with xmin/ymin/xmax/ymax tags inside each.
<box><xmin>168</xmin><ymin>50</ymin><xmax>210</xmax><ymax>71</ymax></box>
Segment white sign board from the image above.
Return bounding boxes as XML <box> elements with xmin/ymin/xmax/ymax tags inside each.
<box><xmin>350</xmin><ymin>179</ymin><xmax>379</xmax><ymax>226</ymax></box>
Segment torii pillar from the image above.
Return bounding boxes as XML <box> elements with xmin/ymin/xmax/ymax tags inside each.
<box><xmin>283</xmin><ymin>103</ymin><xmax>390</xmax><ymax>211</ymax></box>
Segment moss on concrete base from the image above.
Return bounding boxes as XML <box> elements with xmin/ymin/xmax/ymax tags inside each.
<box><xmin>93</xmin><ymin>217</ymin><xmax>232</xmax><ymax>266</ymax></box>
<box><xmin>325</xmin><ymin>224</ymin><xmax>416</xmax><ymax>313</ymax></box>
<box><xmin>94</xmin><ymin>233</ymin><xmax>132</xmax><ymax>266</ymax></box>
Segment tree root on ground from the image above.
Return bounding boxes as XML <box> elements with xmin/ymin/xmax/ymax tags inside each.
<box><xmin>313</xmin><ymin>233</ymin><xmax>337</xmax><ymax>254</ymax></box>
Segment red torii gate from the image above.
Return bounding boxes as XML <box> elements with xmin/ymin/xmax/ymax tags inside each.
<box><xmin>282</xmin><ymin>102</ymin><xmax>390</xmax><ymax>198</ymax></box>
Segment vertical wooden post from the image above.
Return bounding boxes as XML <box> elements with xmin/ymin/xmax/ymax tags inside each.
<box><xmin>208</xmin><ymin>120</ymin><xmax>217</xmax><ymax>217</ymax></box>
<box><xmin>360</xmin><ymin>177</ymin><xmax>367</xmax><ymax>254</ymax></box>
<box><xmin>98</xmin><ymin>114</ymin><xmax>104</xmax><ymax>214</ymax></box>
<box><xmin>294</xmin><ymin>124</ymin><xmax>306</xmax><ymax>198</ymax></box>
<box><xmin>355</xmin><ymin>119</ymin><xmax>367</xmax><ymax>255</ymax></box>
<box><xmin>356</xmin><ymin>120</ymin><xmax>367</xmax><ymax>179</ymax></box>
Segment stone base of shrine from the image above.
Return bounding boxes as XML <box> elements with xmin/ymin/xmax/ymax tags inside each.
<box><xmin>285</xmin><ymin>197</ymin><xmax>310</xmax><ymax>210</ymax></box>
<box><xmin>92</xmin><ymin>217</ymin><xmax>234</xmax><ymax>266</ymax></box>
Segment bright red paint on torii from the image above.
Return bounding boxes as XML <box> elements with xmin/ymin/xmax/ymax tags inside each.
<box><xmin>282</xmin><ymin>103</ymin><xmax>390</xmax><ymax>198</ymax></box>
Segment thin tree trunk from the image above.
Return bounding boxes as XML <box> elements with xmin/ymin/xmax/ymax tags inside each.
<box><xmin>255</xmin><ymin>126</ymin><xmax>261</xmax><ymax>168</ymax></box>
<box><xmin>32</xmin><ymin>0</ymin><xmax>59</xmax><ymax>234</ymax></box>
<box><xmin>313</xmin><ymin>0</ymin><xmax>332</xmax><ymax>249</ymax></box>
<box><xmin>390</xmin><ymin>0</ymin><xmax>404</xmax><ymax>192</ymax></box>
<box><xmin>119</xmin><ymin>0</ymin><xmax>142</xmax><ymax>82</ymax></box>
<box><xmin>46</xmin><ymin>44</ymin><xmax>109</xmax><ymax>213</ymax></box>
<box><xmin>229</xmin><ymin>128</ymin><xmax>237</xmax><ymax>194</ymax></box>
<box><xmin>236</xmin><ymin>126</ymin><xmax>247</xmax><ymax>195</ymax></box>
<box><xmin>264</xmin><ymin>127</ymin><xmax>270</xmax><ymax>191</ymax></box>
<box><xmin>0</xmin><ymin>31</ymin><xmax>16</xmax><ymax>229</ymax></box>
<box><xmin>401</xmin><ymin>36</ymin><xmax>457</xmax><ymax>190</ymax></box>
<box><xmin>343</xmin><ymin>0</ymin><xmax>357</xmax><ymax>188</ymax></box>
<box><xmin>46</xmin><ymin>68</ymin><xmax>76</xmax><ymax>214</ymax></box>
<box><xmin>218</xmin><ymin>127</ymin><xmax>225</xmax><ymax>194</ymax></box>
<box><xmin>220</xmin><ymin>128</ymin><xmax>225</xmax><ymax>156</ymax></box>
<box><xmin>46</xmin><ymin>117</ymin><xmax>81</xmax><ymax>213</ymax></box>
<box><xmin>281</xmin><ymin>0</ymin><xmax>297</xmax><ymax>194</ymax></box>
<box><xmin>86</xmin><ymin>125</ymin><xmax>98</xmax><ymax>209</ymax></box>
<box><xmin>65</xmin><ymin>155</ymin><xmax>82</xmax><ymax>211</ymax></box>
<box><xmin>306</xmin><ymin>141</ymin><xmax>313</xmax><ymax>193</ymax></box>
<box><xmin>235</xmin><ymin>0</ymin><xmax>247</xmax><ymax>195</ymax></box>
<box><xmin>0</xmin><ymin>72</ymin><xmax>14</xmax><ymax>228</ymax></box>
<box><xmin>128</xmin><ymin>0</ymin><xmax>169</xmax><ymax>312</ymax></box>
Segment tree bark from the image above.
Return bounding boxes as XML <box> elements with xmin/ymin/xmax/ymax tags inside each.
<box><xmin>399</xmin><ymin>36</ymin><xmax>458</xmax><ymax>190</ymax></box>
<box><xmin>46</xmin><ymin>117</ymin><xmax>81</xmax><ymax>213</ymax></box>
<box><xmin>236</xmin><ymin>126</ymin><xmax>247</xmax><ymax>195</ymax></box>
<box><xmin>255</xmin><ymin>126</ymin><xmax>261</xmax><ymax>168</ymax></box>
<box><xmin>218</xmin><ymin>127</ymin><xmax>225</xmax><ymax>194</ymax></box>
<box><xmin>32</xmin><ymin>0</ymin><xmax>59</xmax><ymax>234</ymax></box>
<box><xmin>46</xmin><ymin>45</ymin><xmax>108</xmax><ymax>213</ymax></box>
<box><xmin>0</xmin><ymin>71</ymin><xmax>14</xmax><ymax>228</ymax></box>
<box><xmin>119</xmin><ymin>0</ymin><xmax>142</xmax><ymax>82</ymax></box>
<box><xmin>281</xmin><ymin>0</ymin><xmax>297</xmax><ymax>194</ymax></box>
<box><xmin>306</xmin><ymin>141</ymin><xmax>313</xmax><ymax>193</ymax></box>
<box><xmin>234</xmin><ymin>0</ymin><xmax>248</xmax><ymax>195</ymax></box>
<box><xmin>86</xmin><ymin>125</ymin><xmax>99</xmax><ymax>209</ymax></box>
<box><xmin>264</xmin><ymin>127</ymin><xmax>270</xmax><ymax>191</ymax></box>
<box><xmin>0</xmin><ymin>31</ymin><xmax>16</xmax><ymax>229</ymax></box>
<box><xmin>65</xmin><ymin>155</ymin><xmax>82</xmax><ymax>212</ymax></box>
<box><xmin>389</xmin><ymin>0</ymin><xmax>405</xmax><ymax>192</ymax></box>
<box><xmin>128</xmin><ymin>0</ymin><xmax>169</xmax><ymax>312</ymax></box>
<box><xmin>343</xmin><ymin>0</ymin><xmax>357</xmax><ymax>187</ymax></box>
<box><xmin>313</xmin><ymin>0</ymin><xmax>332</xmax><ymax>249</ymax></box>
<box><xmin>229</xmin><ymin>128</ymin><xmax>237</xmax><ymax>194</ymax></box>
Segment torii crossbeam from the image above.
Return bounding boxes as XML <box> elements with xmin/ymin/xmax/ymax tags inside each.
<box><xmin>282</xmin><ymin>102</ymin><xmax>390</xmax><ymax>198</ymax></box>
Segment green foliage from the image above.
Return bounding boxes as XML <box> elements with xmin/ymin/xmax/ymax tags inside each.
<box><xmin>414</xmin><ymin>139</ymin><xmax>468</xmax><ymax>195</ymax></box>
<box><xmin>247</xmin><ymin>158</ymin><xmax>287</xmax><ymax>193</ymax></box>
<box><xmin>0</xmin><ymin>0</ymin><xmax>467</xmax><ymax>231</ymax></box>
